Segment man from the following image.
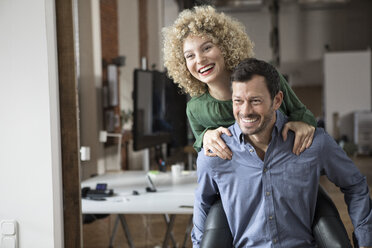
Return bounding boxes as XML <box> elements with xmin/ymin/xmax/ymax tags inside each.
<box><xmin>191</xmin><ymin>58</ymin><xmax>372</xmax><ymax>248</ymax></box>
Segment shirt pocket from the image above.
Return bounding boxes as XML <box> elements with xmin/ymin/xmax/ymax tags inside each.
<box><xmin>284</xmin><ymin>161</ymin><xmax>311</xmax><ymax>183</ymax></box>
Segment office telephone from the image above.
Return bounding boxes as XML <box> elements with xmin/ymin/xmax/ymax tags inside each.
<box><xmin>82</xmin><ymin>183</ymin><xmax>114</xmax><ymax>199</ymax></box>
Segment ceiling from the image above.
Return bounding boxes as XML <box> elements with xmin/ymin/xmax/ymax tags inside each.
<box><xmin>189</xmin><ymin>0</ymin><xmax>351</xmax><ymax>11</ymax></box>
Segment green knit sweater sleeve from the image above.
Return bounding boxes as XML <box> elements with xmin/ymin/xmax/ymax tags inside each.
<box><xmin>278</xmin><ymin>73</ymin><xmax>317</xmax><ymax>128</ymax></box>
<box><xmin>186</xmin><ymin>104</ymin><xmax>209</xmax><ymax>152</ymax></box>
<box><xmin>186</xmin><ymin>93</ymin><xmax>235</xmax><ymax>152</ymax></box>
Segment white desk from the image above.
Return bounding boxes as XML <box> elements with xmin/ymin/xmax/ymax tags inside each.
<box><xmin>81</xmin><ymin>171</ymin><xmax>197</xmax><ymax>247</ymax></box>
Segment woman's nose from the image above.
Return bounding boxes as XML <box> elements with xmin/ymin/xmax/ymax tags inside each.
<box><xmin>196</xmin><ymin>53</ymin><xmax>206</xmax><ymax>64</ymax></box>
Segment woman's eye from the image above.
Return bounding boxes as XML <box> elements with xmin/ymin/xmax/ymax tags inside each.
<box><xmin>185</xmin><ymin>54</ymin><xmax>193</xmax><ymax>59</ymax></box>
<box><xmin>204</xmin><ymin>45</ymin><xmax>212</xmax><ymax>51</ymax></box>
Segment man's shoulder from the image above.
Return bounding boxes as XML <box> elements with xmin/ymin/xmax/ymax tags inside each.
<box><xmin>196</xmin><ymin>124</ymin><xmax>237</xmax><ymax>169</ymax></box>
<box><xmin>221</xmin><ymin>125</ymin><xmax>238</xmax><ymax>145</ymax></box>
<box><xmin>197</xmin><ymin>149</ymin><xmax>230</xmax><ymax>169</ymax></box>
<box><xmin>313</xmin><ymin>127</ymin><xmax>329</xmax><ymax>143</ymax></box>
<box><xmin>308</xmin><ymin>127</ymin><xmax>338</xmax><ymax>152</ymax></box>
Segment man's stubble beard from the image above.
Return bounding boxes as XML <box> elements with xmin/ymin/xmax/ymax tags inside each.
<box><xmin>241</xmin><ymin>105</ymin><xmax>275</xmax><ymax>136</ymax></box>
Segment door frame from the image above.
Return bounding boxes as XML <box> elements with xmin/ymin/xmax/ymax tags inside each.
<box><xmin>55</xmin><ymin>0</ymin><xmax>83</xmax><ymax>247</ymax></box>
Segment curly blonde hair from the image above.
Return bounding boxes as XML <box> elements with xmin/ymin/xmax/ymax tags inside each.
<box><xmin>162</xmin><ymin>5</ymin><xmax>254</xmax><ymax>96</ymax></box>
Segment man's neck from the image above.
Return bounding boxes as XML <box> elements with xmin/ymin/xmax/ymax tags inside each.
<box><xmin>245</xmin><ymin>118</ymin><xmax>276</xmax><ymax>161</ymax></box>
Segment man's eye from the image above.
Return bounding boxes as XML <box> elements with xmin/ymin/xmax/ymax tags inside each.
<box><xmin>233</xmin><ymin>99</ymin><xmax>241</xmax><ymax>103</ymax></box>
<box><xmin>251</xmin><ymin>99</ymin><xmax>261</xmax><ymax>104</ymax></box>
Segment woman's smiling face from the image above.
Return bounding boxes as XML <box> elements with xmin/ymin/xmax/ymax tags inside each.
<box><xmin>183</xmin><ymin>35</ymin><xmax>229</xmax><ymax>86</ymax></box>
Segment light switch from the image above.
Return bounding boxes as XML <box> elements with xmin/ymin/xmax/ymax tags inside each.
<box><xmin>1</xmin><ymin>236</ymin><xmax>16</xmax><ymax>248</ymax></box>
<box><xmin>0</xmin><ymin>222</ymin><xmax>15</xmax><ymax>236</ymax></box>
<box><xmin>0</xmin><ymin>221</ymin><xmax>17</xmax><ymax>248</ymax></box>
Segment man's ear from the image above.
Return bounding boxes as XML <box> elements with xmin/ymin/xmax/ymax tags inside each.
<box><xmin>273</xmin><ymin>91</ymin><xmax>283</xmax><ymax>110</ymax></box>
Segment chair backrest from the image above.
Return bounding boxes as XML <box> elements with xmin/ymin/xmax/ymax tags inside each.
<box><xmin>200</xmin><ymin>185</ymin><xmax>353</xmax><ymax>248</ymax></box>
<box><xmin>200</xmin><ymin>199</ymin><xmax>233</xmax><ymax>248</ymax></box>
<box><xmin>312</xmin><ymin>185</ymin><xmax>353</xmax><ymax>248</ymax></box>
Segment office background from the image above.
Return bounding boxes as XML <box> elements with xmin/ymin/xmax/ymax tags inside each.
<box><xmin>78</xmin><ymin>0</ymin><xmax>372</xmax><ymax>179</ymax></box>
<box><xmin>0</xmin><ymin>0</ymin><xmax>371</xmax><ymax>247</ymax></box>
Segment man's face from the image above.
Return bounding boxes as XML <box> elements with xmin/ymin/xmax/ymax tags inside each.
<box><xmin>232</xmin><ymin>75</ymin><xmax>282</xmax><ymax>136</ymax></box>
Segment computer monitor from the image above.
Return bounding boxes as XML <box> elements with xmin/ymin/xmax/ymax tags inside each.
<box><xmin>132</xmin><ymin>69</ymin><xmax>187</xmax><ymax>152</ymax></box>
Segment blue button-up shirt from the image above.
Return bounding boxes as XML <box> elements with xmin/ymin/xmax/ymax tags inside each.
<box><xmin>192</xmin><ymin>111</ymin><xmax>372</xmax><ymax>248</ymax></box>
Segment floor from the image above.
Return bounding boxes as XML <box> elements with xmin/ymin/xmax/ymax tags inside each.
<box><xmin>83</xmin><ymin>156</ymin><xmax>372</xmax><ymax>248</ymax></box>
<box><xmin>83</xmin><ymin>214</ymin><xmax>193</xmax><ymax>248</ymax></box>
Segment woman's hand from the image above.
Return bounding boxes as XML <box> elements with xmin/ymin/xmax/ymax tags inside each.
<box><xmin>282</xmin><ymin>121</ymin><xmax>315</xmax><ymax>155</ymax></box>
<box><xmin>203</xmin><ymin>127</ymin><xmax>233</xmax><ymax>160</ymax></box>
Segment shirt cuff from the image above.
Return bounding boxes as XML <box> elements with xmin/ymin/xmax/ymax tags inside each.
<box><xmin>355</xmin><ymin>228</ymin><xmax>372</xmax><ymax>246</ymax></box>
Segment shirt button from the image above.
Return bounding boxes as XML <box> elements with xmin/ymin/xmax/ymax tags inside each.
<box><xmin>266</xmin><ymin>191</ymin><xmax>271</xmax><ymax>196</ymax></box>
<box><xmin>273</xmin><ymin>238</ymin><xmax>277</xmax><ymax>243</ymax></box>
<box><xmin>249</xmin><ymin>149</ymin><xmax>254</xmax><ymax>153</ymax></box>
<box><xmin>269</xmin><ymin>215</ymin><xmax>273</xmax><ymax>220</ymax></box>
<box><xmin>263</xmin><ymin>168</ymin><xmax>268</xmax><ymax>173</ymax></box>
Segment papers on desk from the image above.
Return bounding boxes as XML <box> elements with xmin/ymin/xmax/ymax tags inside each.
<box><xmin>147</xmin><ymin>170</ymin><xmax>196</xmax><ymax>182</ymax></box>
<box><xmin>148</xmin><ymin>170</ymin><xmax>194</xmax><ymax>177</ymax></box>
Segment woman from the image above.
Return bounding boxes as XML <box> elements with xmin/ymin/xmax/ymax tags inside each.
<box><xmin>162</xmin><ymin>5</ymin><xmax>316</xmax><ymax>159</ymax></box>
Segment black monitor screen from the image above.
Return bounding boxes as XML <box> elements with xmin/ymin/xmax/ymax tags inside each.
<box><xmin>132</xmin><ymin>69</ymin><xmax>187</xmax><ymax>151</ymax></box>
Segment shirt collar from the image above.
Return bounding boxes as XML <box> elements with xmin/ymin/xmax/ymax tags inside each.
<box><xmin>233</xmin><ymin>110</ymin><xmax>288</xmax><ymax>144</ymax></box>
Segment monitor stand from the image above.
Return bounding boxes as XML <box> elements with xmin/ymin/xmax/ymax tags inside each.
<box><xmin>143</xmin><ymin>148</ymin><xmax>150</xmax><ymax>171</ymax></box>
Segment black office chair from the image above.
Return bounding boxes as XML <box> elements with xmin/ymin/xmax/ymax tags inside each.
<box><xmin>200</xmin><ymin>198</ymin><xmax>233</xmax><ymax>248</ymax></box>
<box><xmin>200</xmin><ymin>185</ymin><xmax>353</xmax><ymax>248</ymax></box>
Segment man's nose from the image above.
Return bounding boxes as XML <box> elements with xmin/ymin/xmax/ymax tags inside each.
<box><xmin>241</xmin><ymin>102</ymin><xmax>253</xmax><ymax>115</ymax></box>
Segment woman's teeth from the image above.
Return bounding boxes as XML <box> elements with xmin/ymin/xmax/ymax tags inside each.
<box><xmin>199</xmin><ymin>64</ymin><xmax>214</xmax><ymax>73</ymax></box>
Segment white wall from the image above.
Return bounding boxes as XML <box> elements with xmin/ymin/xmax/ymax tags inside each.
<box><xmin>324</xmin><ymin>50</ymin><xmax>371</xmax><ymax>136</ymax></box>
<box><xmin>228</xmin><ymin>8</ymin><xmax>272</xmax><ymax>62</ymax></box>
<box><xmin>163</xmin><ymin>0</ymin><xmax>179</xmax><ymax>29</ymax></box>
<box><xmin>147</xmin><ymin>0</ymin><xmax>164</xmax><ymax>71</ymax></box>
<box><xmin>118</xmin><ymin>0</ymin><xmax>139</xmax><ymax>116</ymax></box>
<box><xmin>0</xmin><ymin>0</ymin><xmax>63</xmax><ymax>247</ymax></box>
<box><xmin>78</xmin><ymin>0</ymin><xmax>105</xmax><ymax>179</ymax></box>
<box><xmin>118</xmin><ymin>0</ymin><xmax>146</xmax><ymax>170</ymax></box>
